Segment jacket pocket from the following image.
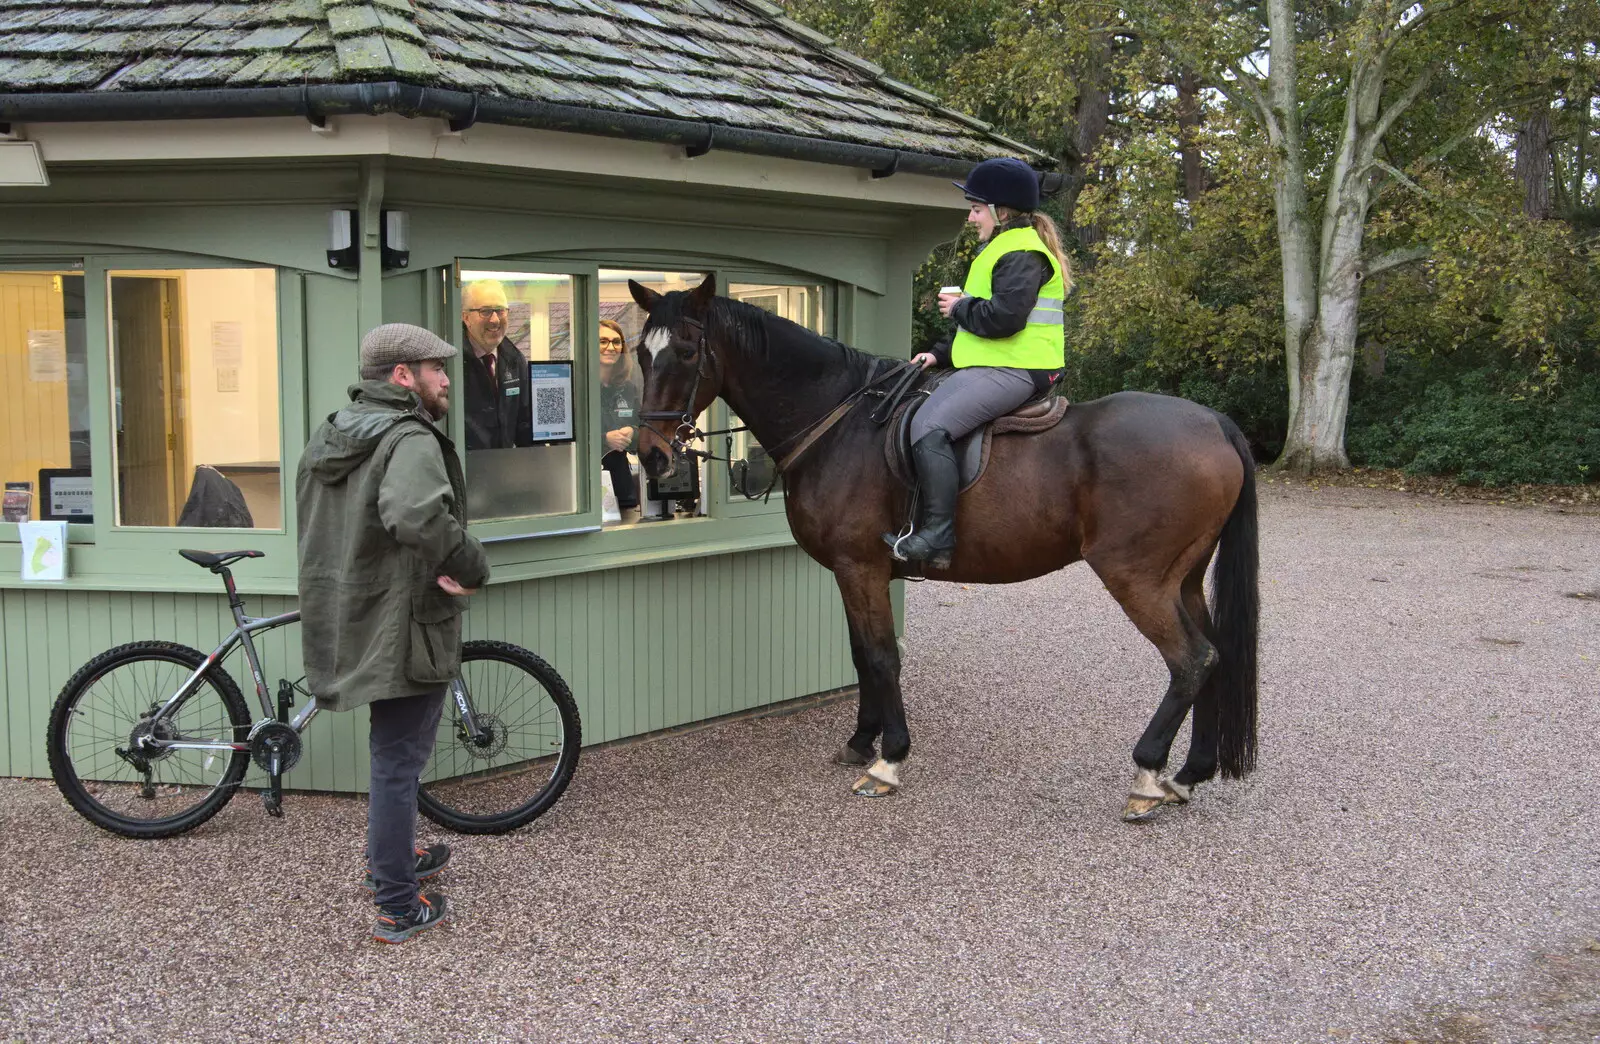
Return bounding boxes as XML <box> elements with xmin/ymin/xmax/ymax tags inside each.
<box><xmin>407</xmin><ymin>591</ymin><xmax>465</xmax><ymax>683</ymax></box>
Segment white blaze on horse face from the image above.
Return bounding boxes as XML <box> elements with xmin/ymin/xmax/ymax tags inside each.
<box><xmin>644</xmin><ymin>327</ymin><xmax>671</xmax><ymax>361</ymax></box>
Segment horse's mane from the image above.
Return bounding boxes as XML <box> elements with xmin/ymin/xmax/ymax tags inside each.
<box><xmin>655</xmin><ymin>290</ymin><xmax>887</xmax><ymax>381</ymax></box>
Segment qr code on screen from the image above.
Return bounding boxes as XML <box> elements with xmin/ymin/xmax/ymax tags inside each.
<box><xmin>535</xmin><ymin>386</ymin><xmax>568</xmax><ymax>425</ymax></box>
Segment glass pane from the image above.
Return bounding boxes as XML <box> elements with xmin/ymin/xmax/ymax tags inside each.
<box><xmin>460</xmin><ymin>271</ymin><xmax>578</xmax><ymax>522</ymax></box>
<box><xmin>108</xmin><ymin>269</ymin><xmax>280</xmax><ymax>529</ymax></box>
<box><xmin>1</xmin><ymin>270</ymin><xmax>91</xmax><ymax>523</ymax></box>
<box><xmin>725</xmin><ymin>282</ymin><xmax>830</xmax><ymax>498</ymax></box>
<box><xmin>598</xmin><ymin>269</ymin><xmax>711</xmax><ymax>527</ymax></box>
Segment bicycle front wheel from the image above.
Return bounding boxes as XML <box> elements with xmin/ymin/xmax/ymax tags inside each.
<box><xmin>46</xmin><ymin>641</ymin><xmax>251</xmax><ymax>839</ymax></box>
<box><xmin>418</xmin><ymin>640</ymin><xmax>581</xmax><ymax>835</ymax></box>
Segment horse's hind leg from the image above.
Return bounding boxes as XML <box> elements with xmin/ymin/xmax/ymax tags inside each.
<box><xmin>1097</xmin><ymin>567</ymin><xmax>1218</xmax><ymax>821</ymax></box>
<box><xmin>1171</xmin><ymin>560</ymin><xmax>1222</xmax><ymax>795</ymax></box>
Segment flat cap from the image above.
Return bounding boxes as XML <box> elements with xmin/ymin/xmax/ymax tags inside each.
<box><xmin>360</xmin><ymin>323</ymin><xmax>458</xmax><ymax>370</ymax></box>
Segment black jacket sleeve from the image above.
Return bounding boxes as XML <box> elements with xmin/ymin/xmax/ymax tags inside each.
<box><xmin>950</xmin><ymin>250</ymin><xmax>1051</xmax><ymax>339</ymax></box>
<box><xmin>507</xmin><ymin>345</ymin><xmax>534</xmax><ymax>448</ymax></box>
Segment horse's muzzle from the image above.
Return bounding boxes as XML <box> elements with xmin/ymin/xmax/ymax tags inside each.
<box><xmin>640</xmin><ymin>444</ymin><xmax>673</xmax><ymax>479</ymax></box>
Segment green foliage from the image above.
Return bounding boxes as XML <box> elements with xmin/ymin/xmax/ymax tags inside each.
<box><xmin>1347</xmin><ymin>362</ymin><xmax>1600</xmax><ymax>486</ymax></box>
<box><xmin>782</xmin><ymin>0</ymin><xmax>1600</xmax><ymax>485</ymax></box>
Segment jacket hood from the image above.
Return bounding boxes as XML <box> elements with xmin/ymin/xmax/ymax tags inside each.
<box><xmin>301</xmin><ymin>381</ymin><xmax>429</xmax><ymax>485</ymax></box>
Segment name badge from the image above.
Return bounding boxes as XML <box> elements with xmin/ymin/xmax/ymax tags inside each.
<box><xmin>504</xmin><ymin>386</ymin><xmax>520</xmax><ymax>396</ymax></box>
<box><xmin>617</xmin><ymin>406</ymin><xmax>634</xmax><ymax>418</ymax></box>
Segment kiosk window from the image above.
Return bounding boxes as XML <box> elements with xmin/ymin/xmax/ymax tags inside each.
<box><xmin>598</xmin><ymin>269</ymin><xmax>710</xmax><ymax>526</ymax></box>
<box><xmin>460</xmin><ymin>271</ymin><xmax>578</xmax><ymax>523</ymax></box>
<box><xmin>1</xmin><ymin>270</ymin><xmax>90</xmax><ymax>524</ymax></box>
<box><xmin>108</xmin><ymin>268</ymin><xmax>281</xmax><ymax>529</ymax></box>
<box><xmin>726</xmin><ymin>282</ymin><xmax>829</xmax><ymax>497</ymax></box>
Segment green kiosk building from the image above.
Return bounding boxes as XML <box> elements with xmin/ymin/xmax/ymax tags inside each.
<box><xmin>0</xmin><ymin>0</ymin><xmax>1049</xmax><ymax>791</ymax></box>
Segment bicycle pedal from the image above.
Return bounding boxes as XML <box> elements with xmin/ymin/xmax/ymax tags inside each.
<box><xmin>262</xmin><ymin>791</ymin><xmax>283</xmax><ymax>817</ymax></box>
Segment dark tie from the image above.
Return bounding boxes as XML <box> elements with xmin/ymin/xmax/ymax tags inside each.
<box><xmin>484</xmin><ymin>352</ymin><xmax>496</xmax><ymax>380</ymax></box>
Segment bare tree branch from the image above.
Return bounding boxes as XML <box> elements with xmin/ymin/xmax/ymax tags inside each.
<box><xmin>1363</xmin><ymin>242</ymin><xmax>1432</xmax><ymax>277</ymax></box>
<box><xmin>1393</xmin><ymin>0</ymin><xmax>1467</xmax><ymax>41</ymax></box>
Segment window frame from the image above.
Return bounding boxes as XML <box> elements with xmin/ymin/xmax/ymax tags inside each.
<box><xmin>94</xmin><ymin>256</ymin><xmax>301</xmax><ymax>551</ymax></box>
<box><xmin>0</xmin><ymin>258</ymin><xmax>93</xmax><ymax>544</ymax></box>
<box><xmin>1</xmin><ymin>255</ymin><xmax>303</xmax><ymax>564</ymax></box>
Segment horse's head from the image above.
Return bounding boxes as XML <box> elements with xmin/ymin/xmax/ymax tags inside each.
<box><xmin>629</xmin><ymin>273</ymin><xmax>723</xmax><ymax>479</ymax></box>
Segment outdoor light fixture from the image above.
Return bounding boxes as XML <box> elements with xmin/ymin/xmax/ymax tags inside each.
<box><xmin>381</xmin><ymin>209</ymin><xmax>410</xmax><ymax>270</ymax></box>
<box><xmin>0</xmin><ymin>140</ymin><xmax>49</xmax><ymax>187</ymax></box>
<box><xmin>327</xmin><ymin>209</ymin><xmax>358</xmax><ymax>270</ymax></box>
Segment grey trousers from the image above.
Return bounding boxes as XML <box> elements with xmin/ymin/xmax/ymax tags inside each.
<box><xmin>910</xmin><ymin>366</ymin><xmax>1038</xmax><ymax>442</ymax></box>
<box><xmin>368</xmin><ymin>685</ymin><xmax>447</xmax><ymax>910</ymax></box>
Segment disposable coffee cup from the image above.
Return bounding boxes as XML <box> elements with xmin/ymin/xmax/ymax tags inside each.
<box><xmin>939</xmin><ymin>286</ymin><xmax>962</xmax><ymax>295</ymax></box>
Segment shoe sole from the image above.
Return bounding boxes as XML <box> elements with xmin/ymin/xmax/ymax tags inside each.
<box><xmin>372</xmin><ymin>910</ymin><xmax>449</xmax><ymax>944</ymax></box>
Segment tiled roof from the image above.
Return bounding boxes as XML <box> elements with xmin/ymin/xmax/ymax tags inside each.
<box><xmin>0</xmin><ymin>0</ymin><xmax>1043</xmax><ymax>162</ymax></box>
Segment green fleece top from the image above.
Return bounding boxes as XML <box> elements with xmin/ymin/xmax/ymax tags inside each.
<box><xmin>296</xmin><ymin>381</ymin><xmax>489</xmax><ymax>711</ymax></box>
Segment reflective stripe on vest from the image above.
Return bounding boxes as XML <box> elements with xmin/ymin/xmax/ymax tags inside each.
<box><xmin>951</xmin><ymin>226</ymin><xmax>1067</xmax><ymax>370</ymax></box>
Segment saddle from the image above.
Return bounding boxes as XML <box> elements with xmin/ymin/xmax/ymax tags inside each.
<box><xmin>882</xmin><ymin>372</ymin><xmax>1069</xmax><ymax>493</ymax></box>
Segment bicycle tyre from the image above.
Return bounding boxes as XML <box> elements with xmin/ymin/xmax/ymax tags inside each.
<box><xmin>418</xmin><ymin>640</ymin><xmax>581</xmax><ymax>835</ymax></box>
<box><xmin>46</xmin><ymin>641</ymin><xmax>252</xmax><ymax>839</ymax></box>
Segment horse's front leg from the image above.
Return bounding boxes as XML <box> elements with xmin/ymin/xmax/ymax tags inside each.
<box><xmin>832</xmin><ymin>561</ymin><xmax>907</xmax><ymax>797</ymax></box>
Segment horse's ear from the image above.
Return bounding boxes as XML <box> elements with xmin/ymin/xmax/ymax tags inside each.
<box><xmin>629</xmin><ymin>280</ymin><xmax>662</xmax><ymax>312</ymax></box>
<box><xmin>689</xmin><ymin>272</ymin><xmax>717</xmax><ymax>312</ymax></box>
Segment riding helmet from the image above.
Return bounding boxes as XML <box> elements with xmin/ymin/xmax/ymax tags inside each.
<box><xmin>954</xmin><ymin>157</ymin><xmax>1041</xmax><ymax>212</ymax></box>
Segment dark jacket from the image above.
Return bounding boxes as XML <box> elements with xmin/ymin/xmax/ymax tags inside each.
<box><xmin>928</xmin><ymin>229</ymin><xmax>1057</xmax><ymax>394</ymax></box>
<box><xmin>599</xmin><ymin>357</ymin><xmax>641</xmax><ymax>454</ymax></box>
<box><xmin>296</xmin><ymin>381</ymin><xmax>490</xmax><ymax>712</ymax></box>
<box><xmin>462</xmin><ymin>332</ymin><xmax>533</xmax><ymax>450</ymax></box>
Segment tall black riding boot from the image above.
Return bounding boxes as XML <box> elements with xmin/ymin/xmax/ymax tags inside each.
<box><xmin>884</xmin><ymin>430</ymin><xmax>959</xmax><ymax>568</ymax></box>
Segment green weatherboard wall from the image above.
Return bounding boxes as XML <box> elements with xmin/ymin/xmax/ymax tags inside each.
<box><xmin>0</xmin><ymin>158</ymin><xmax>938</xmax><ymax>786</ymax></box>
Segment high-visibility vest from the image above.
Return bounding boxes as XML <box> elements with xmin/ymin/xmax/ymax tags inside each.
<box><xmin>951</xmin><ymin>226</ymin><xmax>1066</xmax><ymax>370</ymax></box>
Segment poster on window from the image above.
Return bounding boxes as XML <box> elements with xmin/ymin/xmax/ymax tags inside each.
<box><xmin>527</xmin><ymin>361</ymin><xmax>574</xmax><ymax>443</ymax></box>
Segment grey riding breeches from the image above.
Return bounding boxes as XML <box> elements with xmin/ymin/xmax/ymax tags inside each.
<box><xmin>910</xmin><ymin>366</ymin><xmax>1038</xmax><ymax>443</ymax></box>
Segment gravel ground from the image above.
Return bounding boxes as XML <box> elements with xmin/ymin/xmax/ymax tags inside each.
<box><xmin>3</xmin><ymin>483</ymin><xmax>1598</xmax><ymax>1043</ymax></box>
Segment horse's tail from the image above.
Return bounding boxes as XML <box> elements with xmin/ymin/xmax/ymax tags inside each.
<box><xmin>1211</xmin><ymin>416</ymin><xmax>1260</xmax><ymax>779</ymax></box>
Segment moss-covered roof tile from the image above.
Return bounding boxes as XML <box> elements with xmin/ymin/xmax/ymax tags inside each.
<box><xmin>0</xmin><ymin>0</ymin><xmax>1035</xmax><ymax>161</ymax></box>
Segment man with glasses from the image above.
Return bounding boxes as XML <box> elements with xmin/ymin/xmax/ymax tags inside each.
<box><xmin>461</xmin><ymin>279</ymin><xmax>533</xmax><ymax>450</ymax></box>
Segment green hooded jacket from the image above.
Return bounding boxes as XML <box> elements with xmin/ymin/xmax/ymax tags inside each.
<box><xmin>296</xmin><ymin>381</ymin><xmax>490</xmax><ymax>711</ymax></box>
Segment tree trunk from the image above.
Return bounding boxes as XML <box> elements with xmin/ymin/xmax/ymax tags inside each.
<box><xmin>1515</xmin><ymin>109</ymin><xmax>1553</xmax><ymax>220</ymax></box>
<box><xmin>1275</xmin><ymin>9</ymin><xmax>1389</xmax><ymax>473</ymax></box>
<box><xmin>1061</xmin><ymin>28</ymin><xmax>1113</xmax><ymax>249</ymax></box>
<box><xmin>1264</xmin><ymin>0</ymin><xmax>1318</xmax><ymax>425</ymax></box>
<box><xmin>1176</xmin><ymin>66</ymin><xmax>1207</xmax><ymax>202</ymax></box>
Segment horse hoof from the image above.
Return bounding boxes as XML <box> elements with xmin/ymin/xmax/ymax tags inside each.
<box><xmin>1121</xmin><ymin>793</ymin><xmax>1164</xmax><ymax>821</ymax></box>
<box><xmin>1159</xmin><ymin>778</ymin><xmax>1192</xmax><ymax>805</ymax></box>
<box><xmin>832</xmin><ymin>745</ymin><xmax>872</xmax><ymax>767</ymax></box>
<box><xmin>852</xmin><ymin>774</ymin><xmax>897</xmax><ymax>798</ymax></box>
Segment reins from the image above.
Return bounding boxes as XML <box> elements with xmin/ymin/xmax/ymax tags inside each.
<box><xmin>637</xmin><ymin>313</ymin><xmax>914</xmax><ymax>501</ymax></box>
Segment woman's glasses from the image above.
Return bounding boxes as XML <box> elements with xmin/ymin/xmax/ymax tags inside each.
<box><xmin>466</xmin><ymin>306</ymin><xmax>509</xmax><ymax>319</ymax></box>
<box><xmin>598</xmin><ymin>336</ymin><xmax>625</xmax><ymax>348</ymax></box>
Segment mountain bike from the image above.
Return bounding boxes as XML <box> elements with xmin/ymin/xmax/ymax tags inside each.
<box><xmin>45</xmin><ymin>549</ymin><xmax>580</xmax><ymax>839</ymax></box>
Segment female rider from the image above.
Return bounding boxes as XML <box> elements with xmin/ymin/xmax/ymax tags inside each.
<box><xmin>884</xmin><ymin>156</ymin><xmax>1072</xmax><ymax>567</ymax></box>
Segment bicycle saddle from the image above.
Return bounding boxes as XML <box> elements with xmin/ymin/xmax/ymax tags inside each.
<box><xmin>178</xmin><ymin>549</ymin><xmax>265</xmax><ymax>571</ymax></box>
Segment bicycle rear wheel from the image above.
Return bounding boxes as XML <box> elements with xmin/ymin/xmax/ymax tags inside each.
<box><xmin>418</xmin><ymin>640</ymin><xmax>581</xmax><ymax>835</ymax></box>
<box><xmin>46</xmin><ymin>641</ymin><xmax>251</xmax><ymax>839</ymax></box>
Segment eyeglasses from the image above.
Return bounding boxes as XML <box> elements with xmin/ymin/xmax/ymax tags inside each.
<box><xmin>465</xmin><ymin>306</ymin><xmax>509</xmax><ymax>319</ymax></box>
<box><xmin>598</xmin><ymin>336</ymin><xmax>624</xmax><ymax>348</ymax></box>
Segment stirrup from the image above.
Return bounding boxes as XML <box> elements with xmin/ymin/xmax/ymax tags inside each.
<box><xmin>883</xmin><ymin>523</ymin><xmax>915</xmax><ymax>562</ymax></box>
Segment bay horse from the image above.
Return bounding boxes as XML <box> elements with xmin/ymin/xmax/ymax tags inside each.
<box><xmin>630</xmin><ymin>275</ymin><xmax>1259</xmax><ymax>820</ymax></box>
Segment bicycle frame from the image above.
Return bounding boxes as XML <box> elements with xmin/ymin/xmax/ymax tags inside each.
<box><xmin>143</xmin><ymin>604</ymin><xmax>314</xmax><ymax>755</ymax></box>
<box><xmin>142</xmin><ymin>596</ymin><xmax>486</xmax><ymax>754</ymax></box>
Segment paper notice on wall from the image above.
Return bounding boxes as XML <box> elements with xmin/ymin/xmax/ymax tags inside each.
<box><xmin>216</xmin><ymin>367</ymin><xmax>240</xmax><ymax>393</ymax></box>
<box><xmin>211</xmin><ymin>321</ymin><xmax>245</xmax><ymax>368</ymax></box>
<box><xmin>507</xmin><ymin>301</ymin><xmax>532</xmax><ymax>356</ymax></box>
<box><xmin>27</xmin><ymin>330</ymin><xmax>66</xmax><ymax>382</ymax></box>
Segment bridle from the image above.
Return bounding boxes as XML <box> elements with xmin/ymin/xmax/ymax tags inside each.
<box><xmin>636</xmin><ymin>312</ymin><xmax>913</xmax><ymax>499</ymax></box>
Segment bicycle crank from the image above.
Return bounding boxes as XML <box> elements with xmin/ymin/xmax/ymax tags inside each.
<box><xmin>248</xmin><ymin>720</ymin><xmax>302</xmax><ymax>818</ymax></box>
